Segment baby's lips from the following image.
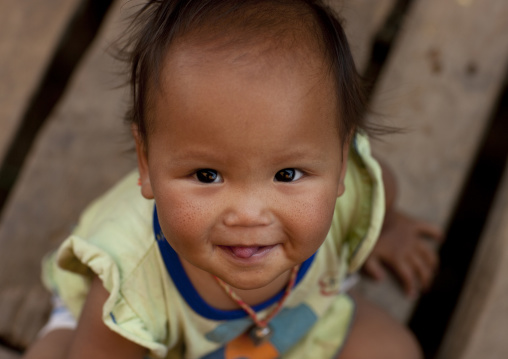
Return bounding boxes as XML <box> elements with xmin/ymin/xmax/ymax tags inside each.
<box><xmin>229</xmin><ymin>246</ymin><xmax>261</xmax><ymax>258</ymax></box>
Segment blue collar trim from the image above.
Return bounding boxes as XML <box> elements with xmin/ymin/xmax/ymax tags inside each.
<box><xmin>153</xmin><ymin>206</ymin><xmax>315</xmax><ymax>320</ymax></box>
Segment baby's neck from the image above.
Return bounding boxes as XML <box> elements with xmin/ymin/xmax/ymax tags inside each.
<box><xmin>179</xmin><ymin>257</ymin><xmax>291</xmax><ymax>311</ymax></box>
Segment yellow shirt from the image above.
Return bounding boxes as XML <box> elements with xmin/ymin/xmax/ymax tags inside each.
<box><xmin>42</xmin><ymin>132</ymin><xmax>384</xmax><ymax>358</ymax></box>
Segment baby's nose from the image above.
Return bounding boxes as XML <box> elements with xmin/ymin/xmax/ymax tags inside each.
<box><xmin>222</xmin><ymin>191</ymin><xmax>274</xmax><ymax>227</ymax></box>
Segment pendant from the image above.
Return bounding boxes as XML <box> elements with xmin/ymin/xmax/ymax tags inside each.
<box><xmin>249</xmin><ymin>324</ymin><xmax>272</xmax><ymax>346</ymax></box>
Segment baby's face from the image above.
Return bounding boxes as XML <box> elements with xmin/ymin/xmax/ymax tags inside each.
<box><xmin>136</xmin><ymin>43</ymin><xmax>348</xmax><ymax>291</ymax></box>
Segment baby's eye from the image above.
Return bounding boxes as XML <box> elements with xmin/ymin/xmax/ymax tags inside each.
<box><xmin>274</xmin><ymin>168</ymin><xmax>303</xmax><ymax>182</ymax></box>
<box><xmin>195</xmin><ymin>169</ymin><xmax>222</xmax><ymax>183</ymax></box>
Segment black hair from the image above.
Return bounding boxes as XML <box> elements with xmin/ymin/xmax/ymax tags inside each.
<box><xmin>119</xmin><ymin>0</ymin><xmax>368</xmax><ymax>148</ymax></box>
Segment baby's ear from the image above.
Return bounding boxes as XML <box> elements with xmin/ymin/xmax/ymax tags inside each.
<box><xmin>337</xmin><ymin>145</ymin><xmax>349</xmax><ymax>197</ymax></box>
<box><xmin>132</xmin><ymin>124</ymin><xmax>154</xmax><ymax>199</ymax></box>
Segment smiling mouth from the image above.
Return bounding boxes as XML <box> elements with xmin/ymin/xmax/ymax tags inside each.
<box><xmin>219</xmin><ymin>245</ymin><xmax>275</xmax><ymax>259</ymax></box>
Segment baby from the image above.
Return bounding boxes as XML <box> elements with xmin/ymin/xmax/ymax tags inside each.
<box><xmin>24</xmin><ymin>1</ymin><xmax>441</xmax><ymax>358</ymax></box>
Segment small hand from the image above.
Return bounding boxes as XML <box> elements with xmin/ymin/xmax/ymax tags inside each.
<box><xmin>363</xmin><ymin>210</ymin><xmax>443</xmax><ymax>298</ymax></box>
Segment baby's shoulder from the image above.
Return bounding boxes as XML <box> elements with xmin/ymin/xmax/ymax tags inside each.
<box><xmin>74</xmin><ymin>170</ymin><xmax>153</xmax><ymax>237</ymax></box>
<box><xmin>66</xmin><ymin>170</ymin><xmax>156</xmax><ymax>267</ymax></box>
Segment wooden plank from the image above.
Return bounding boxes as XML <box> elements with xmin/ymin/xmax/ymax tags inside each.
<box><xmin>356</xmin><ymin>0</ymin><xmax>508</xmax><ymax>321</ymax></box>
<box><xmin>0</xmin><ymin>346</ymin><xmax>20</xmax><ymax>359</ymax></box>
<box><xmin>0</xmin><ymin>0</ymin><xmax>396</xmax><ymax>349</ymax></box>
<box><xmin>0</xmin><ymin>0</ymin><xmax>83</xmax><ymax>163</ymax></box>
<box><xmin>326</xmin><ymin>0</ymin><xmax>396</xmax><ymax>72</ymax></box>
<box><xmin>0</xmin><ymin>1</ymin><xmax>137</xmax><ymax>349</ymax></box>
<box><xmin>437</xmin><ymin>163</ymin><xmax>508</xmax><ymax>359</ymax></box>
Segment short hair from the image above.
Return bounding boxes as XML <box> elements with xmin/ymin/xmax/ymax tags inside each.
<box><xmin>119</xmin><ymin>0</ymin><xmax>367</xmax><ymax>148</ymax></box>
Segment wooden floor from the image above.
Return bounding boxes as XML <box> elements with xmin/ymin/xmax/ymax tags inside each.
<box><xmin>0</xmin><ymin>0</ymin><xmax>507</xmax><ymax>358</ymax></box>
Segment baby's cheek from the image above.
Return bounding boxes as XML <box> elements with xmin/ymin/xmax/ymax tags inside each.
<box><xmin>287</xmin><ymin>193</ymin><xmax>337</xmax><ymax>249</ymax></box>
<box><xmin>156</xmin><ymin>194</ymin><xmax>211</xmax><ymax>245</ymax></box>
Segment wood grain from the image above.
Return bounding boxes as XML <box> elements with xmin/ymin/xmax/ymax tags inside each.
<box><xmin>437</xmin><ymin>164</ymin><xmax>508</xmax><ymax>359</ymax></box>
<box><xmin>326</xmin><ymin>0</ymin><xmax>396</xmax><ymax>72</ymax></box>
<box><xmin>370</xmin><ymin>0</ymin><xmax>508</xmax><ymax>227</ymax></box>
<box><xmin>357</xmin><ymin>0</ymin><xmax>508</xmax><ymax>322</ymax></box>
<box><xmin>0</xmin><ymin>0</ymin><xmax>136</xmax><ymax>349</ymax></box>
<box><xmin>0</xmin><ymin>0</ymin><xmax>83</xmax><ymax>163</ymax></box>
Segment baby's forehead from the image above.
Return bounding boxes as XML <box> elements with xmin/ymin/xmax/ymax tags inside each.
<box><xmin>153</xmin><ymin>13</ymin><xmax>338</xmax><ymax>125</ymax></box>
<box><xmin>152</xmin><ymin>42</ymin><xmax>340</xmax><ymax>136</ymax></box>
<box><xmin>165</xmin><ymin>35</ymin><xmax>325</xmax><ymax>77</ymax></box>
<box><xmin>154</xmin><ymin>41</ymin><xmax>335</xmax><ymax>127</ymax></box>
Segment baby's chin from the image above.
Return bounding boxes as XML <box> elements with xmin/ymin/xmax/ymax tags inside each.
<box><xmin>215</xmin><ymin>265</ymin><xmax>295</xmax><ymax>292</ymax></box>
<box><xmin>221</xmin><ymin>276</ymin><xmax>274</xmax><ymax>291</ymax></box>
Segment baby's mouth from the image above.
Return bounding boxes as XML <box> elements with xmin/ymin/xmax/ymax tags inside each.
<box><xmin>220</xmin><ymin>245</ymin><xmax>274</xmax><ymax>259</ymax></box>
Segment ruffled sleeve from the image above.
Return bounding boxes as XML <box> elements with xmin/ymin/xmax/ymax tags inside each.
<box><xmin>42</xmin><ymin>171</ymin><xmax>170</xmax><ymax>358</ymax></box>
<box><xmin>329</xmin><ymin>132</ymin><xmax>385</xmax><ymax>273</ymax></box>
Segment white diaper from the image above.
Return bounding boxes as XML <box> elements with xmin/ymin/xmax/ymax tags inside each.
<box><xmin>38</xmin><ymin>295</ymin><xmax>77</xmax><ymax>338</ymax></box>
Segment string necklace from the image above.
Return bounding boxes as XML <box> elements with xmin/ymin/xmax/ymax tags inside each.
<box><xmin>213</xmin><ymin>264</ymin><xmax>300</xmax><ymax>346</ymax></box>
